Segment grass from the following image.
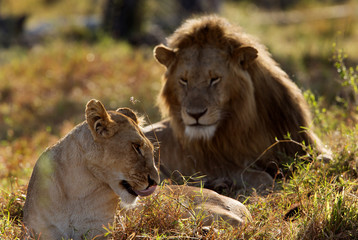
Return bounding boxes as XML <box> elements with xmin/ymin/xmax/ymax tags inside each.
<box><xmin>223</xmin><ymin>0</ymin><xmax>358</xmax><ymax>101</ymax></box>
<box><xmin>1</xmin><ymin>0</ymin><xmax>358</xmax><ymax>239</ymax></box>
<box><xmin>112</xmin><ymin>183</ymin><xmax>251</xmax><ymax>239</ymax></box>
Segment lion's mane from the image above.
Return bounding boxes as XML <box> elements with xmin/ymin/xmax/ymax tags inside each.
<box><xmin>157</xmin><ymin>16</ymin><xmax>325</xmax><ymax>174</ymax></box>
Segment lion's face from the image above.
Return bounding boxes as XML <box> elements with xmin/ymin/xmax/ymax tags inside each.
<box><xmin>173</xmin><ymin>47</ymin><xmax>229</xmax><ymax>140</ymax></box>
<box><xmin>154</xmin><ymin>44</ymin><xmax>257</xmax><ymax>140</ymax></box>
<box><xmin>86</xmin><ymin>100</ymin><xmax>160</xmax><ymax>205</ymax></box>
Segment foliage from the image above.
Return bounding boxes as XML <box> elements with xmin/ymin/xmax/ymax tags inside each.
<box><xmin>332</xmin><ymin>43</ymin><xmax>358</xmax><ymax>114</ymax></box>
<box><xmin>0</xmin><ymin>40</ymin><xmax>162</xmax><ymax>141</ymax></box>
<box><xmin>1</xmin><ymin>0</ymin><xmax>358</xmax><ymax>239</ymax></box>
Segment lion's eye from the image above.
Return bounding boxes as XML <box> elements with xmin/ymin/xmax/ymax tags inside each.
<box><xmin>179</xmin><ymin>78</ymin><xmax>188</xmax><ymax>86</ymax></box>
<box><xmin>210</xmin><ymin>77</ymin><xmax>221</xmax><ymax>86</ymax></box>
<box><xmin>132</xmin><ymin>143</ymin><xmax>143</xmax><ymax>157</ymax></box>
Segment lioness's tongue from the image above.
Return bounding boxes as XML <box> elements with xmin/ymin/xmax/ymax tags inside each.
<box><xmin>134</xmin><ymin>185</ymin><xmax>157</xmax><ymax>197</ymax></box>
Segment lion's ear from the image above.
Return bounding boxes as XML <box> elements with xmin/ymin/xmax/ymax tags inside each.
<box><xmin>154</xmin><ymin>44</ymin><xmax>175</xmax><ymax>68</ymax></box>
<box><xmin>86</xmin><ymin>99</ymin><xmax>118</xmax><ymax>140</ymax></box>
<box><xmin>233</xmin><ymin>45</ymin><xmax>258</xmax><ymax>70</ymax></box>
<box><xmin>116</xmin><ymin>107</ymin><xmax>139</xmax><ymax>124</ymax></box>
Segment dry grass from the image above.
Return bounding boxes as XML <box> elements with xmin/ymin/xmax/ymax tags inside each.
<box><xmin>0</xmin><ymin>40</ymin><xmax>162</xmax><ymax>140</ymax></box>
<box><xmin>1</xmin><ymin>137</ymin><xmax>357</xmax><ymax>240</ymax></box>
<box><xmin>1</xmin><ymin>0</ymin><xmax>358</xmax><ymax>239</ymax></box>
<box><xmin>111</xmin><ymin>183</ymin><xmax>250</xmax><ymax>239</ymax></box>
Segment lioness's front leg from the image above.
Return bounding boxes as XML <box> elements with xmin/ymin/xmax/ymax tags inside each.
<box><xmin>23</xmin><ymin>224</ymin><xmax>68</xmax><ymax>240</ymax></box>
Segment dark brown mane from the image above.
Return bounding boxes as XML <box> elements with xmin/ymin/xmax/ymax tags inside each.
<box><xmin>167</xmin><ymin>15</ymin><xmax>250</xmax><ymax>52</ymax></box>
<box><xmin>154</xmin><ymin>15</ymin><xmax>327</xmax><ymax>182</ymax></box>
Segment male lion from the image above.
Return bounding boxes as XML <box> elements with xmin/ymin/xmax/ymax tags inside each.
<box><xmin>145</xmin><ymin>15</ymin><xmax>329</xmax><ymax>192</ymax></box>
<box><xmin>23</xmin><ymin>99</ymin><xmax>251</xmax><ymax>240</ymax></box>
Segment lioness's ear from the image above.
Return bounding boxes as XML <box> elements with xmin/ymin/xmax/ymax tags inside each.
<box><xmin>116</xmin><ymin>107</ymin><xmax>139</xmax><ymax>124</ymax></box>
<box><xmin>154</xmin><ymin>44</ymin><xmax>175</xmax><ymax>68</ymax></box>
<box><xmin>86</xmin><ymin>99</ymin><xmax>118</xmax><ymax>139</ymax></box>
<box><xmin>233</xmin><ymin>45</ymin><xmax>258</xmax><ymax>70</ymax></box>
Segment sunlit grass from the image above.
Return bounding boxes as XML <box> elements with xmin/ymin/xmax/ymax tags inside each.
<box><xmin>0</xmin><ymin>0</ymin><xmax>358</xmax><ymax>239</ymax></box>
<box><xmin>223</xmin><ymin>0</ymin><xmax>358</xmax><ymax>100</ymax></box>
<box><xmin>1</xmin><ymin>0</ymin><xmax>104</xmax><ymax>23</ymax></box>
<box><xmin>0</xmin><ymin>39</ymin><xmax>162</xmax><ymax>141</ymax></box>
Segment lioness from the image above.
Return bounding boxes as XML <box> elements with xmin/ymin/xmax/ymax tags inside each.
<box><xmin>23</xmin><ymin>99</ymin><xmax>160</xmax><ymax>239</ymax></box>
<box><xmin>23</xmin><ymin>99</ymin><xmax>251</xmax><ymax>240</ymax></box>
<box><xmin>145</xmin><ymin>15</ymin><xmax>330</xmax><ymax>193</ymax></box>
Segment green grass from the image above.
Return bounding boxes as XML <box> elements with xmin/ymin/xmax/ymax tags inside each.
<box><xmin>1</xmin><ymin>0</ymin><xmax>358</xmax><ymax>239</ymax></box>
<box><xmin>223</xmin><ymin>0</ymin><xmax>358</xmax><ymax>101</ymax></box>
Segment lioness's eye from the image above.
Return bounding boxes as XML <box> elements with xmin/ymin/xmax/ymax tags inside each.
<box><xmin>179</xmin><ymin>78</ymin><xmax>188</xmax><ymax>86</ymax></box>
<box><xmin>132</xmin><ymin>143</ymin><xmax>143</xmax><ymax>157</ymax></box>
<box><xmin>210</xmin><ymin>77</ymin><xmax>221</xmax><ymax>86</ymax></box>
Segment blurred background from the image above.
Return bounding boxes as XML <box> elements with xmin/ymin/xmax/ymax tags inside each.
<box><xmin>0</xmin><ymin>0</ymin><xmax>357</xmax><ymax>186</ymax></box>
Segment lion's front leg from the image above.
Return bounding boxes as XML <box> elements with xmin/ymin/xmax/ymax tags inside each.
<box><xmin>204</xmin><ymin>169</ymin><xmax>274</xmax><ymax>195</ymax></box>
<box><xmin>236</xmin><ymin>168</ymin><xmax>274</xmax><ymax>193</ymax></box>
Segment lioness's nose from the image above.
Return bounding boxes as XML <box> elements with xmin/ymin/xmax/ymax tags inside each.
<box><xmin>187</xmin><ymin>108</ymin><xmax>207</xmax><ymax>121</ymax></box>
<box><xmin>148</xmin><ymin>175</ymin><xmax>158</xmax><ymax>187</ymax></box>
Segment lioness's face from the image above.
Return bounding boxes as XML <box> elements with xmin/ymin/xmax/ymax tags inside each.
<box><xmin>103</xmin><ymin>114</ymin><xmax>159</xmax><ymax>205</ymax></box>
<box><xmin>86</xmin><ymin>100</ymin><xmax>160</xmax><ymax>206</ymax></box>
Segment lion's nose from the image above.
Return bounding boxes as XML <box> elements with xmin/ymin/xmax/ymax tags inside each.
<box><xmin>186</xmin><ymin>108</ymin><xmax>207</xmax><ymax>121</ymax></box>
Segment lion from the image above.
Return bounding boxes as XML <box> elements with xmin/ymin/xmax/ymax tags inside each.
<box><xmin>23</xmin><ymin>99</ymin><xmax>160</xmax><ymax>239</ymax></box>
<box><xmin>144</xmin><ymin>15</ymin><xmax>330</xmax><ymax>193</ymax></box>
<box><xmin>23</xmin><ymin>99</ymin><xmax>251</xmax><ymax>240</ymax></box>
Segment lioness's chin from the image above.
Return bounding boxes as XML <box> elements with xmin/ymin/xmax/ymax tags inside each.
<box><xmin>119</xmin><ymin>191</ymin><xmax>138</xmax><ymax>207</ymax></box>
<box><xmin>110</xmin><ymin>183</ymin><xmax>138</xmax><ymax>207</ymax></box>
<box><xmin>185</xmin><ymin>125</ymin><xmax>217</xmax><ymax>140</ymax></box>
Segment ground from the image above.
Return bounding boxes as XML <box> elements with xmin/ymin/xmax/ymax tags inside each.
<box><xmin>0</xmin><ymin>0</ymin><xmax>358</xmax><ymax>239</ymax></box>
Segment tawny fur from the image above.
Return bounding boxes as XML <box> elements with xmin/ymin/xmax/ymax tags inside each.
<box><xmin>145</xmin><ymin>15</ymin><xmax>329</xmax><ymax>192</ymax></box>
<box><xmin>23</xmin><ymin>99</ymin><xmax>252</xmax><ymax>240</ymax></box>
<box><xmin>23</xmin><ymin>100</ymin><xmax>160</xmax><ymax>240</ymax></box>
